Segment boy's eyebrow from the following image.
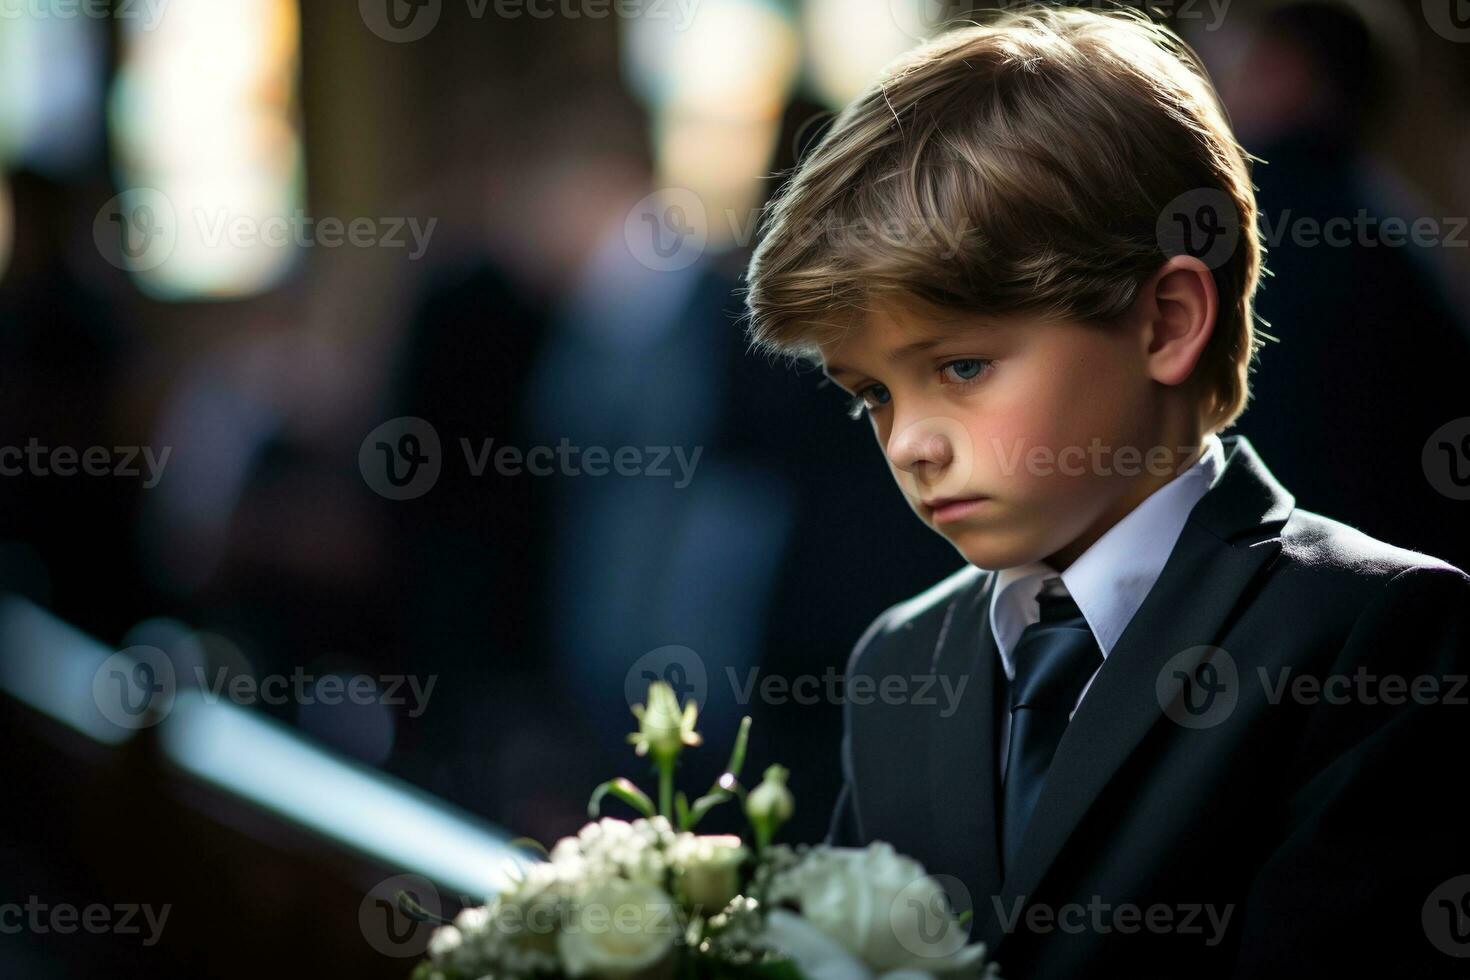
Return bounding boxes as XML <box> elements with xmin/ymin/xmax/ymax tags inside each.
<box><xmin>823</xmin><ymin>337</ymin><xmax>952</xmax><ymax>382</ymax></box>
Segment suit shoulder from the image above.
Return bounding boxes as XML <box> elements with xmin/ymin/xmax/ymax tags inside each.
<box><xmin>1271</xmin><ymin>511</ymin><xmax>1470</xmax><ymax>684</ymax></box>
<box><xmin>846</xmin><ymin>564</ymin><xmax>987</xmax><ymax>675</ymax></box>
<box><xmin>1272</xmin><ymin>510</ymin><xmax>1470</xmax><ymax>622</ymax></box>
<box><xmin>1278</xmin><ymin>508</ymin><xmax>1466</xmax><ymax>586</ymax></box>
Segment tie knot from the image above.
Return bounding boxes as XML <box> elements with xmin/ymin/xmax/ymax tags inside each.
<box><xmin>1035</xmin><ymin>578</ymin><xmax>1082</xmax><ymax>626</ymax></box>
<box><xmin>1011</xmin><ymin>580</ymin><xmax>1100</xmax><ymax>711</ymax></box>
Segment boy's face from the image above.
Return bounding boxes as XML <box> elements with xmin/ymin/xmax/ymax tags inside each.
<box><xmin>820</xmin><ymin>299</ymin><xmax>1186</xmax><ymax>572</ymax></box>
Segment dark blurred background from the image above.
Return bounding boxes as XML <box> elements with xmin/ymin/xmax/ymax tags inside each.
<box><xmin>0</xmin><ymin>0</ymin><xmax>1466</xmax><ymax>975</ymax></box>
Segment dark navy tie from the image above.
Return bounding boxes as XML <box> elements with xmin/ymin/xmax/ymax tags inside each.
<box><xmin>1000</xmin><ymin>578</ymin><xmax>1102</xmax><ymax>876</ymax></box>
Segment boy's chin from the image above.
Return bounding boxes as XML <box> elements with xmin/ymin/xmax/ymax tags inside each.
<box><xmin>940</xmin><ymin>526</ymin><xmax>1055</xmax><ymax>572</ymax></box>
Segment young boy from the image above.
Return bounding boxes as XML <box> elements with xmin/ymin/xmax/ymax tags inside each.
<box><xmin>744</xmin><ymin>8</ymin><xmax>1469</xmax><ymax>978</ymax></box>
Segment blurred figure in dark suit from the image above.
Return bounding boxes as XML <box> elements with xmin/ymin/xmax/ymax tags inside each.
<box><xmin>1208</xmin><ymin>1</ymin><xmax>1470</xmax><ymax>570</ymax></box>
<box><xmin>0</xmin><ymin>170</ymin><xmax>138</xmax><ymax>637</ymax></box>
<box><xmin>397</xmin><ymin>83</ymin><xmax>965</xmax><ymax>844</ymax></box>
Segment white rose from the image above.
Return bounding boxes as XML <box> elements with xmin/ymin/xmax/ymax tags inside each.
<box><xmin>557</xmin><ymin>878</ymin><xmax>678</xmax><ymax>979</ymax></box>
<box><xmin>764</xmin><ymin>843</ymin><xmax>990</xmax><ymax>976</ymax></box>
<box><xmin>426</xmin><ymin>924</ymin><xmax>463</xmax><ymax>962</ymax></box>
<box><xmin>670</xmin><ymin>833</ymin><xmax>747</xmax><ymax>913</ymax></box>
<box><xmin>453</xmin><ymin>906</ymin><xmax>492</xmax><ymax>935</ymax></box>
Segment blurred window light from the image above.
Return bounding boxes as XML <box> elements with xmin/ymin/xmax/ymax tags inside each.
<box><xmin>803</xmin><ymin>0</ymin><xmax>927</xmax><ymax>108</ymax></box>
<box><xmin>0</xmin><ymin>4</ymin><xmax>105</xmax><ymax>173</ymax></box>
<box><xmin>108</xmin><ymin>0</ymin><xmax>304</xmax><ymax>299</ymax></box>
<box><xmin>0</xmin><ymin>594</ymin><xmax>527</xmax><ymax>899</ymax></box>
<box><xmin>624</xmin><ymin>0</ymin><xmax>797</xmax><ymax>119</ymax></box>
<box><xmin>0</xmin><ymin>596</ymin><xmax>135</xmax><ymax>746</ymax></box>
<box><xmin>622</xmin><ymin>0</ymin><xmax>800</xmax><ymax>251</ymax></box>
<box><xmin>161</xmin><ymin>692</ymin><xmax>528</xmax><ymax>900</ymax></box>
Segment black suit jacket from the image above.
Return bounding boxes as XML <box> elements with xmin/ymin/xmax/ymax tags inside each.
<box><xmin>828</xmin><ymin>434</ymin><xmax>1470</xmax><ymax>978</ymax></box>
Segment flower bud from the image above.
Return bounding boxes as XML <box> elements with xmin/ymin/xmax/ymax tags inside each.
<box><xmin>746</xmin><ymin>765</ymin><xmax>794</xmax><ymax>847</ymax></box>
<box><xmin>628</xmin><ymin>681</ymin><xmax>701</xmax><ymax>764</ymax></box>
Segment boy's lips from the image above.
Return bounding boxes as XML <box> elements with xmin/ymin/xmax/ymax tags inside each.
<box><xmin>923</xmin><ymin>495</ymin><xmax>992</xmax><ymax>524</ymax></box>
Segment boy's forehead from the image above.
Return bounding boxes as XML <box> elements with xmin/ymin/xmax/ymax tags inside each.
<box><xmin>818</xmin><ymin>301</ymin><xmax>1001</xmax><ymax>375</ymax></box>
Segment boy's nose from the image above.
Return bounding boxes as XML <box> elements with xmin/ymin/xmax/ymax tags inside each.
<box><xmin>887</xmin><ymin>415</ymin><xmax>978</xmax><ymax>502</ymax></box>
<box><xmin>887</xmin><ymin>421</ymin><xmax>954</xmax><ymax>476</ymax></box>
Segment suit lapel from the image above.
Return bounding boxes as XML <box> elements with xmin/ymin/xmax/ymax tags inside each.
<box><xmin>927</xmin><ymin>568</ymin><xmax>1006</xmax><ymax>918</ymax></box>
<box><xmin>979</xmin><ymin>435</ymin><xmax>1295</xmax><ymax>951</ymax></box>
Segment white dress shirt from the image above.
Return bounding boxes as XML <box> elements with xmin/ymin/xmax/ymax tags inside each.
<box><xmin>989</xmin><ymin>434</ymin><xmax>1226</xmax><ymax>777</ymax></box>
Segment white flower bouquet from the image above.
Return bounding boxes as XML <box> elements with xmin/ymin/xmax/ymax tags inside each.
<box><xmin>408</xmin><ymin>682</ymin><xmax>998</xmax><ymax>980</ymax></box>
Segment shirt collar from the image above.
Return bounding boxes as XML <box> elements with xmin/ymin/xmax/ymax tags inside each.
<box><xmin>988</xmin><ymin>434</ymin><xmax>1226</xmax><ymax>681</ymax></box>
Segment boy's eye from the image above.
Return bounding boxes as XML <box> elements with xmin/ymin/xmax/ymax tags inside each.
<box><xmin>941</xmin><ymin>358</ymin><xmax>993</xmax><ymax>383</ymax></box>
<box><xmin>846</xmin><ymin>383</ymin><xmax>890</xmax><ymax>420</ymax></box>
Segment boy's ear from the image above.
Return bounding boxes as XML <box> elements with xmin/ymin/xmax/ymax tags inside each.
<box><xmin>1135</xmin><ymin>255</ymin><xmax>1218</xmax><ymax>388</ymax></box>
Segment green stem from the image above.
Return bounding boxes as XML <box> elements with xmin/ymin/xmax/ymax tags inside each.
<box><xmin>659</xmin><ymin>759</ymin><xmax>674</xmax><ymax>820</ymax></box>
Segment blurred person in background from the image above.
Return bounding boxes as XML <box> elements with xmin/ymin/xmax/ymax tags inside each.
<box><xmin>1203</xmin><ymin>0</ymin><xmax>1470</xmax><ymax>571</ymax></box>
<box><xmin>384</xmin><ymin>76</ymin><xmax>964</xmax><ymax>844</ymax></box>
<box><xmin>0</xmin><ymin>169</ymin><xmax>141</xmax><ymax>638</ymax></box>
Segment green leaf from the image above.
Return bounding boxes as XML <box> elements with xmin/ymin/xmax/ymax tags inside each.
<box><xmin>508</xmin><ymin>836</ymin><xmax>549</xmax><ymax>860</ymax></box>
<box><xmin>684</xmin><ymin>784</ymin><xmax>735</xmax><ymax>831</ymax></box>
<box><xmin>725</xmin><ymin>716</ymin><xmax>752</xmax><ymax>781</ymax></box>
<box><xmin>588</xmin><ymin>777</ymin><xmax>656</xmax><ymax>818</ymax></box>
<box><xmin>676</xmin><ymin>790</ymin><xmax>692</xmax><ymax>829</ymax></box>
<box><xmin>681</xmin><ymin>716</ymin><xmax>755</xmax><ymax>831</ymax></box>
<box><xmin>397</xmin><ymin>891</ymin><xmax>452</xmax><ymax>926</ymax></box>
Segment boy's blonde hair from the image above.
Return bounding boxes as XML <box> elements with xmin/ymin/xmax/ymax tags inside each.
<box><xmin>744</xmin><ymin>6</ymin><xmax>1263</xmax><ymax>433</ymax></box>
